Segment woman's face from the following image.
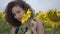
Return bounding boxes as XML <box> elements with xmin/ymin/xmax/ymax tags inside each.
<box><xmin>12</xmin><ymin>6</ymin><xmax>25</xmax><ymax>21</ymax></box>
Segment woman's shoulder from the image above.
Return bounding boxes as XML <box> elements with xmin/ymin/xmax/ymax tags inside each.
<box><xmin>11</xmin><ymin>26</ymin><xmax>17</xmax><ymax>34</ymax></box>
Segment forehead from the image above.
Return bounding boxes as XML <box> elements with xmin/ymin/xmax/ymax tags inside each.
<box><xmin>12</xmin><ymin>6</ymin><xmax>23</xmax><ymax>12</ymax></box>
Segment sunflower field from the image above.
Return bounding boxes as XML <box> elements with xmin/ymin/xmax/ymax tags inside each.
<box><xmin>0</xmin><ymin>9</ymin><xmax>60</xmax><ymax>34</ymax></box>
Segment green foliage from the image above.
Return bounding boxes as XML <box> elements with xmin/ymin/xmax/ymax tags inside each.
<box><xmin>0</xmin><ymin>14</ymin><xmax>11</xmax><ymax>34</ymax></box>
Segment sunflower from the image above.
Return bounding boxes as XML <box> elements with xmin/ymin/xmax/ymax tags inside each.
<box><xmin>0</xmin><ymin>12</ymin><xmax>6</xmax><ymax>22</ymax></box>
<box><xmin>21</xmin><ymin>9</ymin><xmax>31</xmax><ymax>25</ymax></box>
<box><xmin>35</xmin><ymin>11</ymin><xmax>44</xmax><ymax>20</ymax></box>
<box><xmin>43</xmin><ymin>9</ymin><xmax>60</xmax><ymax>28</ymax></box>
<box><xmin>35</xmin><ymin>9</ymin><xmax>60</xmax><ymax>31</ymax></box>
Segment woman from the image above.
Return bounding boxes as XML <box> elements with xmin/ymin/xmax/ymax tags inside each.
<box><xmin>5</xmin><ymin>0</ymin><xmax>44</xmax><ymax>34</ymax></box>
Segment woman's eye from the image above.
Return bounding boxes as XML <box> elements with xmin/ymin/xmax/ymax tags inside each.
<box><xmin>17</xmin><ymin>11</ymin><xmax>21</xmax><ymax>14</ymax></box>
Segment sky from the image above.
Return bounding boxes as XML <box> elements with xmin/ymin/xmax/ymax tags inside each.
<box><xmin>0</xmin><ymin>0</ymin><xmax>60</xmax><ymax>13</ymax></box>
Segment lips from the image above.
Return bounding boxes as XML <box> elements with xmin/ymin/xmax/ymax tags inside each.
<box><xmin>17</xmin><ymin>16</ymin><xmax>23</xmax><ymax>21</ymax></box>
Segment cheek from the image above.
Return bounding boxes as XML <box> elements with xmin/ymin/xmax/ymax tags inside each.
<box><xmin>13</xmin><ymin>14</ymin><xmax>19</xmax><ymax>19</ymax></box>
<box><xmin>14</xmin><ymin>15</ymin><xmax>17</xmax><ymax>19</ymax></box>
<box><xmin>12</xmin><ymin>13</ymin><xmax>17</xmax><ymax>19</ymax></box>
<box><xmin>20</xmin><ymin>12</ymin><xmax>24</xmax><ymax>16</ymax></box>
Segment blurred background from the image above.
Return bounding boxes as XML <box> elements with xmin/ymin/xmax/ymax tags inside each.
<box><xmin>0</xmin><ymin>0</ymin><xmax>60</xmax><ymax>34</ymax></box>
<box><xmin>0</xmin><ymin>0</ymin><xmax>60</xmax><ymax>12</ymax></box>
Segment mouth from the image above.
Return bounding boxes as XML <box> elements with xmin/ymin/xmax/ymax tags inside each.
<box><xmin>17</xmin><ymin>17</ymin><xmax>22</xmax><ymax>21</ymax></box>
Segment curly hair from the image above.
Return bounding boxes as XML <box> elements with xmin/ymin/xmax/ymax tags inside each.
<box><xmin>5</xmin><ymin>0</ymin><xmax>33</xmax><ymax>26</ymax></box>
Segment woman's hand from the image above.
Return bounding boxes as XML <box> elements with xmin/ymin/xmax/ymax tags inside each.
<box><xmin>25</xmin><ymin>19</ymin><xmax>37</xmax><ymax>34</ymax></box>
<box><xmin>31</xmin><ymin>19</ymin><xmax>37</xmax><ymax>34</ymax></box>
<box><xmin>25</xmin><ymin>30</ymin><xmax>32</xmax><ymax>34</ymax></box>
<box><xmin>31</xmin><ymin>20</ymin><xmax>37</xmax><ymax>31</ymax></box>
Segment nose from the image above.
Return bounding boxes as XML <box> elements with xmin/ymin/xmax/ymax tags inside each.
<box><xmin>16</xmin><ymin>15</ymin><xmax>19</xmax><ymax>18</ymax></box>
<box><xmin>15</xmin><ymin>14</ymin><xmax>20</xmax><ymax>19</ymax></box>
<box><xmin>15</xmin><ymin>14</ymin><xmax>22</xmax><ymax>20</ymax></box>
